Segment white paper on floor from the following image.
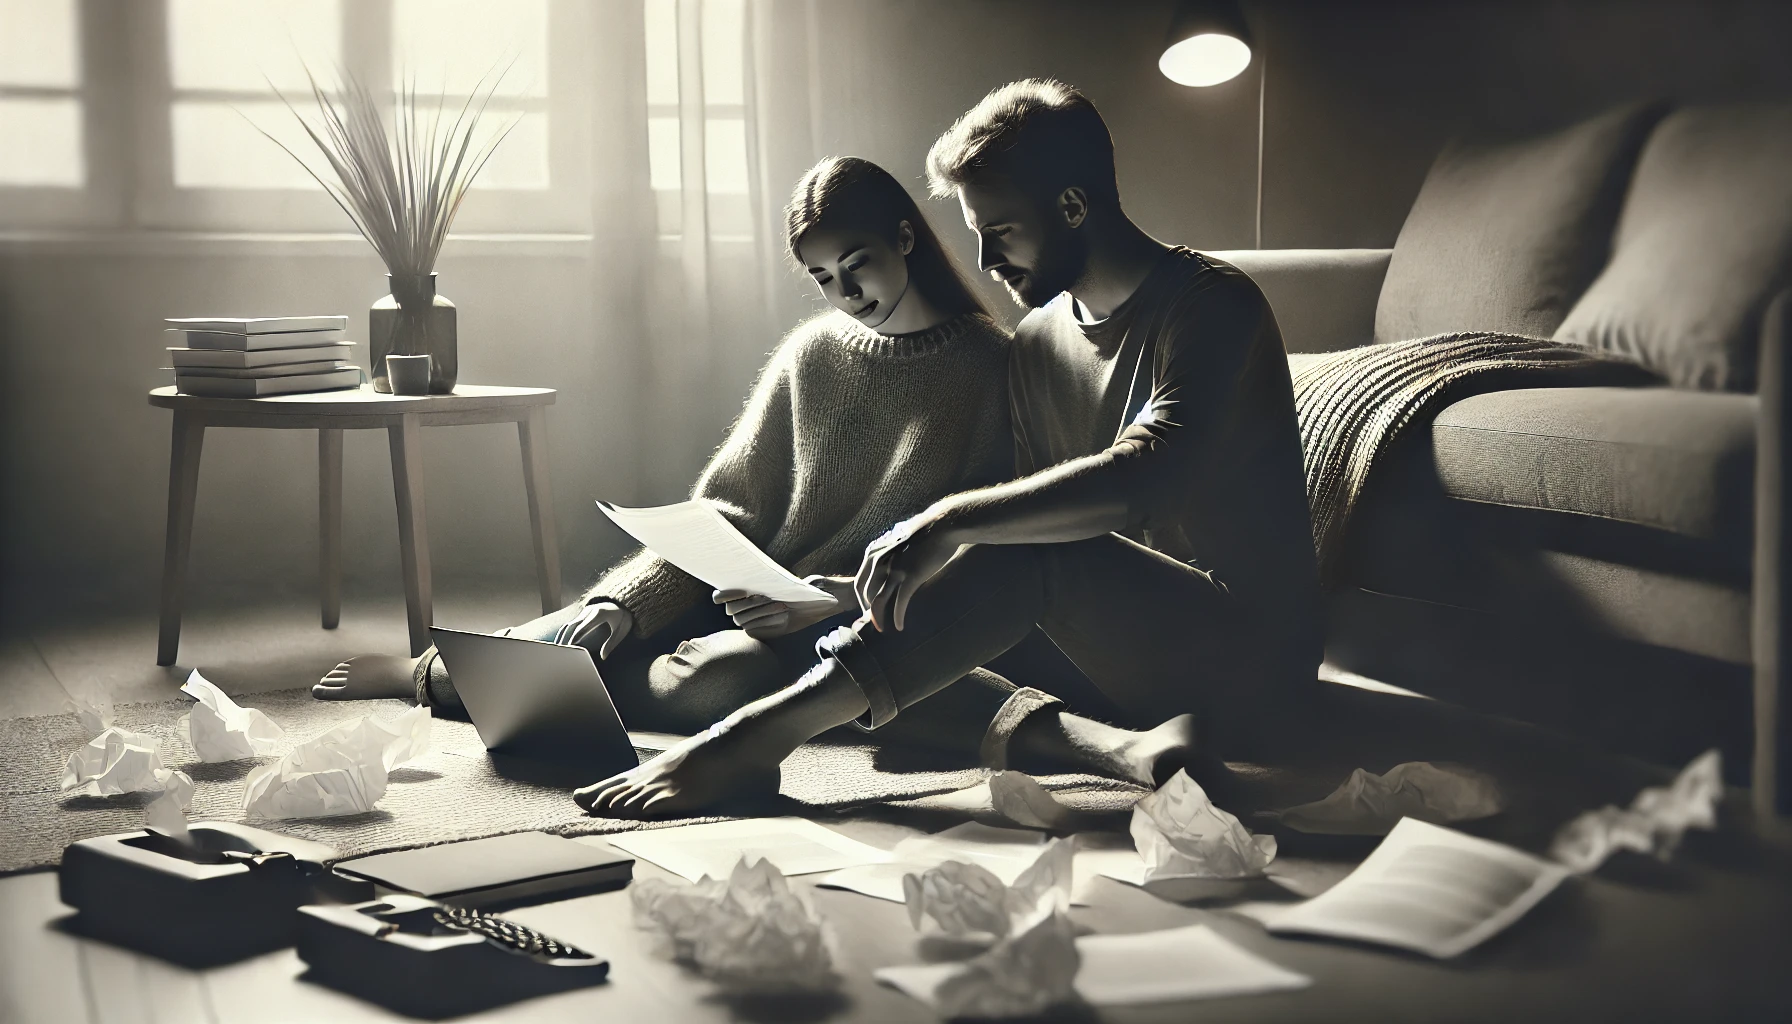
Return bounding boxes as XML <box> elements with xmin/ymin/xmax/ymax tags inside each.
<box><xmin>1131</xmin><ymin>769</ymin><xmax>1276</xmax><ymax>881</ymax></box>
<box><xmin>241</xmin><ymin>707</ymin><xmax>431</xmax><ymax>819</ymax></box>
<box><xmin>817</xmin><ymin>823</ymin><xmax>1145</xmax><ymax>905</ymax></box>
<box><xmin>987</xmin><ymin>770</ymin><xmax>1074</xmax><ymax>829</ymax></box>
<box><xmin>1549</xmin><ymin>748</ymin><xmax>1721</xmax><ymax>873</ymax></box>
<box><xmin>604</xmin><ymin>817</ymin><xmax>890</xmax><ymax>883</ymax></box>
<box><xmin>631</xmin><ymin>855</ymin><xmax>838</xmax><ymax>992</ymax></box>
<box><xmin>877</xmin><ymin>901</ymin><xmax>1081</xmax><ymax>1018</ymax></box>
<box><xmin>1266</xmin><ymin>817</ymin><xmax>1569</xmax><ymax>958</ymax></box>
<box><xmin>1270</xmin><ymin>761</ymin><xmax>1505</xmax><ymax>835</ymax></box>
<box><xmin>903</xmin><ymin>837</ymin><xmax>1074</xmax><ymax>942</ymax></box>
<box><xmin>61</xmin><ymin>726</ymin><xmax>191</xmax><ymax>800</ymax></box>
<box><xmin>177</xmin><ymin>670</ymin><xmax>286</xmax><ymax>761</ymax></box>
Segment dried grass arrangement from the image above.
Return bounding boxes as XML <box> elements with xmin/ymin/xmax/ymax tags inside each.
<box><xmin>259</xmin><ymin>67</ymin><xmax>518</xmax><ymax>392</ymax></box>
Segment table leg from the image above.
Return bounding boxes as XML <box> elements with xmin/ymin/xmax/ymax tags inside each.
<box><xmin>518</xmin><ymin>407</ymin><xmax>563</xmax><ymax>613</ymax></box>
<box><xmin>318</xmin><ymin>428</ymin><xmax>343</xmax><ymax>629</ymax></box>
<box><xmin>388</xmin><ymin>413</ymin><xmax>434</xmax><ymax>656</ymax></box>
<box><xmin>156</xmin><ymin>412</ymin><xmax>205</xmax><ymax>666</ymax></box>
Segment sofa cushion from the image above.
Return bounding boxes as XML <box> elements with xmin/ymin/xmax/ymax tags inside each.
<box><xmin>1428</xmin><ymin>386</ymin><xmax>1757</xmax><ymax>553</ymax></box>
<box><xmin>1555</xmin><ymin>103</ymin><xmax>1792</xmax><ymax>391</ymax></box>
<box><xmin>1374</xmin><ymin>102</ymin><xmax>1668</xmax><ymax>346</ymax></box>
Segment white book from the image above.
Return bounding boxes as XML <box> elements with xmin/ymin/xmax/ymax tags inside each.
<box><xmin>596</xmin><ymin>500</ymin><xmax>832</xmax><ymax>604</ymax></box>
<box><xmin>1263</xmin><ymin>817</ymin><xmax>1569</xmax><ymax>958</ymax></box>
<box><xmin>168</xmin><ymin>341</ymin><xmax>355</xmax><ymax>368</ymax></box>
<box><xmin>166</xmin><ymin>360</ymin><xmax>350</xmax><ymax>379</ymax></box>
<box><xmin>172</xmin><ymin>328</ymin><xmax>348</xmax><ymax>350</ymax></box>
<box><xmin>174</xmin><ymin>367</ymin><xmax>362</xmax><ymax>398</ymax></box>
<box><xmin>165</xmin><ymin>315</ymin><xmax>348</xmax><ymax>334</ymax></box>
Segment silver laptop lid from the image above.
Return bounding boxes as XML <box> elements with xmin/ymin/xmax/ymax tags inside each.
<box><xmin>428</xmin><ymin>628</ymin><xmax>637</xmax><ymax>779</ymax></box>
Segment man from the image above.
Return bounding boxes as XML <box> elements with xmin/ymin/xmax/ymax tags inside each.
<box><xmin>577</xmin><ymin>79</ymin><xmax>1322</xmax><ymax>817</ymax></box>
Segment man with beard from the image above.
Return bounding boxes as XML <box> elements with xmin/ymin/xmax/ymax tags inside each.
<box><xmin>576</xmin><ymin>79</ymin><xmax>1322</xmax><ymax>818</ymax></box>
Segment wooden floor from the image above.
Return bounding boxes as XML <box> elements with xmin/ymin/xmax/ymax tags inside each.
<box><xmin>5</xmin><ymin>589</ymin><xmax>1792</xmax><ymax>1022</ymax></box>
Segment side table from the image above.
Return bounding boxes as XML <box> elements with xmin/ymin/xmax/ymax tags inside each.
<box><xmin>149</xmin><ymin>384</ymin><xmax>563</xmax><ymax>664</ymax></box>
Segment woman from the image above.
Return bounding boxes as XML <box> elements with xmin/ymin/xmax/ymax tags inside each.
<box><xmin>316</xmin><ymin>156</ymin><xmax>1019</xmax><ymax>731</ymax></box>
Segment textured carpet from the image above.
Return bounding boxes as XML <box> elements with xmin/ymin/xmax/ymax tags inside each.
<box><xmin>0</xmin><ymin>689</ymin><xmax>1136</xmax><ymax>873</ymax></box>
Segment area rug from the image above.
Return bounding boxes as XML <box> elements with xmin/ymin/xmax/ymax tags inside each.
<box><xmin>0</xmin><ymin>689</ymin><xmax>1137</xmax><ymax>873</ymax></box>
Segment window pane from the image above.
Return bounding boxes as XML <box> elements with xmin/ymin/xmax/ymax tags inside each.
<box><xmin>0</xmin><ymin>98</ymin><xmax>83</xmax><ymax>185</ymax></box>
<box><xmin>705</xmin><ymin>116</ymin><xmax>748</xmax><ymax>194</ymax></box>
<box><xmin>0</xmin><ymin>0</ymin><xmax>79</xmax><ymax>88</ymax></box>
<box><xmin>643</xmin><ymin>0</ymin><xmax>678</xmax><ymax>106</ymax></box>
<box><xmin>648</xmin><ymin>115</ymin><xmax>681</xmax><ymax>192</ymax></box>
<box><xmin>469</xmin><ymin>110</ymin><xmax>548</xmax><ymax>189</ymax></box>
<box><xmin>168</xmin><ymin>0</ymin><xmax>341</xmax><ymax>93</ymax></box>
<box><xmin>393</xmin><ymin>0</ymin><xmax>547</xmax><ymax>98</ymax></box>
<box><xmin>701</xmin><ymin>0</ymin><xmax>743</xmax><ymax>106</ymax></box>
<box><xmin>171</xmin><ymin>101</ymin><xmax>321</xmax><ymax>188</ymax></box>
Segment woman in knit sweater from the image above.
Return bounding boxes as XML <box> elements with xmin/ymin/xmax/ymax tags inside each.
<box><xmin>315</xmin><ymin>157</ymin><xmax>1021</xmax><ymax>736</ymax></box>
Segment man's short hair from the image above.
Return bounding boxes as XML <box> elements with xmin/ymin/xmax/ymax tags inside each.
<box><xmin>925</xmin><ymin>79</ymin><xmax>1118</xmax><ymax>207</ymax></box>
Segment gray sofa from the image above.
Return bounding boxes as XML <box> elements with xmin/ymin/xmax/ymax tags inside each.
<box><xmin>1215</xmin><ymin>99</ymin><xmax>1792</xmax><ymax>822</ymax></box>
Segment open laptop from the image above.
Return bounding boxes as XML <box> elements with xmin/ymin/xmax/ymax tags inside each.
<box><xmin>429</xmin><ymin>627</ymin><xmax>641</xmax><ymax>785</ymax></box>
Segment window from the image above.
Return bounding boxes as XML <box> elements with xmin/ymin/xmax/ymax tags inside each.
<box><xmin>643</xmin><ymin>0</ymin><xmax>752</xmax><ymax>241</ymax></box>
<box><xmin>0</xmin><ymin>0</ymin><xmax>84</xmax><ymax>187</ymax></box>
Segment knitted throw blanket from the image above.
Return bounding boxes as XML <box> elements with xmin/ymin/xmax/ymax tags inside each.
<box><xmin>1291</xmin><ymin>332</ymin><xmax>1660</xmax><ymax>583</ymax></box>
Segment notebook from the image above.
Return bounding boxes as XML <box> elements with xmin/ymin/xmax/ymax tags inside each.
<box><xmin>332</xmin><ymin>832</ymin><xmax>635</xmax><ymax>909</ymax></box>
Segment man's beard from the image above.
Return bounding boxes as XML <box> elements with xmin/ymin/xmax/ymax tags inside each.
<box><xmin>999</xmin><ymin>226</ymin><xmax>1088</xmax><ymax>309</ymax></box>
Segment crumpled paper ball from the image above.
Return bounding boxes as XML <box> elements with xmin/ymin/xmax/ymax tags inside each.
<box><xmin>903</xmin><ymin>836</ymin><xmax>1074</xmax><ymax>942</ymax></box>
<box><xmin>1272</xmin><ymin>762</ymin><xmax>1505</xmax><ymax>835</ymax></box>
<box><xmin>1131</xmin><ymin>769</ymin><xmax>1275</xmax><ymax>881</ymax></box>
<box><xmin>145</xmin><ymin>771</ymin><xmax>197</xmax><ymax>841</ymax></box>
<box><xmin>928</xmin><ymin>904</ymin><xmax>1082</xmax><ymax>1020</ymax></box>
<box><xmin>1550</xmin><ymin>749</ymin><xmax>1721</xmax><ymax>873</ymax></box>
<box><xmin>241</xmin><ymin>707</ymin><xmax>430</xmax><ymax>819</ymax></box>
<box><xmin>62</xmin><ymin>727</ymin><xmax>191</xmax><ymax>800</ymax></box>
<box><xmin>178</xmin><ymin>670</ymin><xmax>285</xmax><ymax>761</ymax></box>
<box><xmin>630</xmin><ymin>856</ymin><xmax>837</xmax><ymax>993</ymax></box>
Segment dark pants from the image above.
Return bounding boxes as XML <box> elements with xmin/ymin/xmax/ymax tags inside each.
<box><xmin>423</xmin><ymin>598</ymin><xmax>1025</xmax><ymax>753</ymax></box>
<box><xmin>821</xmin><ymin>533</ymin><xmax>1323</xmax><ymax>762</ymax></box>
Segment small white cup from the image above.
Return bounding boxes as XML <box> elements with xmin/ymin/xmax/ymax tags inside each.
<box><xmin>385</xmin><ymin>354</ymin><xmax>432</xmax><ymax>396</ymax></box>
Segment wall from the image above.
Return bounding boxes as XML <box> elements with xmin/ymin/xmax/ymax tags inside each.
<box><xmin>4</xmin><ymin>0</ymin><xmax>1790</xmax><ymax>624</ymax></box>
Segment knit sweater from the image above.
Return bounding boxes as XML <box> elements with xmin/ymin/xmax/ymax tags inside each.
<box><xmin>587</xmin><ymin>310</ymin><xmax>1014</xmax><ymax>638</ymax></box>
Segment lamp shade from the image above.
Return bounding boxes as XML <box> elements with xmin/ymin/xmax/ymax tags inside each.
<box><xmin>1159</xmin><ymin>0</ymin><xmax>1253</xmax><ymax>87</ymax></box>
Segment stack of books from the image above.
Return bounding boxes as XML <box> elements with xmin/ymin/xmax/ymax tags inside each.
<box><xmin>165</xmin><ymin>316</ymin><xmax>362</xmax><ymax>398</ymax></box>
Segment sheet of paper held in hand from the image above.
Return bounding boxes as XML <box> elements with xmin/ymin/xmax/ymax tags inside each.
<box><xmin>597</xmin><ymin>500</ymin><xmax>831</xmax><ymax>604</ymax></box>
<box><xmin>1264</xmin><ymin>817</ymin><xmax>1569</xmax><ymax>958</ymax></box>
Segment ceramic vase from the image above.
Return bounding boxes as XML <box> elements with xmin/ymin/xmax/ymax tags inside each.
<box><xmin>370</xmin><ymin>272</ymin><xmax>457</xmax><ymax>394</ymax></box>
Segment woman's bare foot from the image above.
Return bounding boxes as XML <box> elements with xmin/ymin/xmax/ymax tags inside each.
<box><xmin>1120</xmin><ymin>713</ymin><xmax>1202</xmax><ymax>787</ymax></box>
<box><xmin>313</xmin><ymin>654</ymin><xmax>421</xmax><ymax>701</ymax></box>
<box><xmin>573</xmin><ymin>721</ymin><xmax>786</xmax><ymax>818</ymax></box>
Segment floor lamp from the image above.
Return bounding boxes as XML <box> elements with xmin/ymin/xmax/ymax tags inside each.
<box><xmin>1159</xmin><ymin>0</ymin><xmax>1262</xmax><ymax>247</ymax></box>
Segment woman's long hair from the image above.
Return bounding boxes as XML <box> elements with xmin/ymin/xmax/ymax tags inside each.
<box><xmin>783</xmin><ymin>156</ymin><xmax>988</xmax><ymax>319</ymax></box>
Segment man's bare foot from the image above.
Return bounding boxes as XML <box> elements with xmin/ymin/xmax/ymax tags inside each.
<box><xmin>573</xmin><ymin>722</ymin><xmax>784</xmax><ymax>818</ymax></box>
<box><xmin>313</xmin><ymin>654</ymin><xmax>421</xmax><ymax>701</ymax></box>
<box><xmin>1120</xmin><ymin>713</ymin><xmax>1202</xmax><ymax>788</ymax></box>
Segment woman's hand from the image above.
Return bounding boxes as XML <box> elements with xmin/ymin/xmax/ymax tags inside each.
<box><xmin>715</xmin><ymin>575</ymin><xmax>854</xmax><ymax>639</ymax></box>
<box><xmin>554</xmin><ymin>600</ymin><xmax>634</xmax><ymax>658</ymax></box>
<box><xmin>856</xmin><ymin>512</ymin><xmax>962</xmax><ymax>632</ymax></box>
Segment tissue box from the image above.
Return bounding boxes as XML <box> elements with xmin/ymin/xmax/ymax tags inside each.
<box><xmin>297</xmin><ymin>895</ymin><xmax>610</xmax><ymax>1017</ymax></box>
<box><xmin>58</xmin><ymin>822</ymin><xmax>371</xmax><ymax>965</ymax></box>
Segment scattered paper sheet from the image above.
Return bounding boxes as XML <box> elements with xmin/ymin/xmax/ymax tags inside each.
<box><xmin>61</xmin><ymin>727</ymin><xmax>188</xmax><ymax>799</ymax></box>
<box><xmin>877</xmin><ymin>904</ymin><xmax>1081</xmax><ymax>1019</ymax></box>
<box><xmin>1132</xmin><ymin>769</ymin><xmax>1276</xmax><ymax>881</ymax></box>
<box><xmin>903</xmin><ymin>838</ymin><xmax>1073</xmax><ymax>942</ymax></box>
<box><xmin>988</xmin><ymin>770</ymin><xmax>1075</xmax><ymax>830</ymax></box>
<box><xmin>598</xmin><ymin>500</ymin><xmax>830</xmax><ymax>604</ymax></box>
<box><xmin>631</xmin><ymin>856</ymin><xmax>837</xmax><ymax>992</ymax></box>
<box><xmin>1550</xmin><ymin>749</ymin><xmax>1721</xmax><ymax>873</ymax></box>
<box><xmin>241</xmin><ymin>709</ymin><xmax>430</xmax><ymax>819</ymax></box>
<box><xmin>817</xmin><ymin>823</ymin><xmax>1129</xmax><ymax>905</ymax></box>
<box><xmin>604</xmin><ymin>817</ymin><xmax>889</xmax><ymax>882</ymax></box>
<box><xmin>1073</xmin><ymin>924</ymin><xmax>1312</xmax><ymax>1005</ymax></box>
<box><xmin>1267</xmin><ymin>817</ymin><xmax>1569</xmax><ymax>958</ymax></box>
<box><xmin>178</xmin><ymin>670</ymin><xmax>286</xmax><ymax>761</ymax></box>
<box><xmin>1271</xmin><ymin>762</ymin><xmax>1504</xmax><ymax>835</ymax></box>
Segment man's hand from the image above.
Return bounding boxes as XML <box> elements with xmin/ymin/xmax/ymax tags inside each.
<box><xmin>714</xmin><ymin>575</ymin><xmax>852</xmax><ymax>639</ymax></box>
<box><xmin>855</xmin><ymin>512</ymin><xmax>962</xmax><ymax>632</ymax></box>
<box><xmin>555</xmin><ymin>600</ymin><xmax>633</xmax><ymax>658</ymax></box>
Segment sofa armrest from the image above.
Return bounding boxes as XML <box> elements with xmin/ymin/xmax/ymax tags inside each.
<box><xmin>1756</xmin><ymin>288</ymin><xmax>1792</xmax><ymax>831</ymax></box>
<box><xmin>1208</xmin><ymin>248</ymin><xmax>1391</xmax><ymax>354</ymax></box>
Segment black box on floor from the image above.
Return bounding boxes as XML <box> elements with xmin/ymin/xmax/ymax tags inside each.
<box><xmin>58</xmin><ymin>822</ymin><xmax>372</xmax><ymax>966</ymax></box>
<box><xmin>296</xmin><ymin>895</ymin><xmax>610</xmax><ymax>1018</ymax></box>
<box><xmin>331</xmin><ymin>831</ymin><xmax>634</xmax><ymax>910</ymax></box>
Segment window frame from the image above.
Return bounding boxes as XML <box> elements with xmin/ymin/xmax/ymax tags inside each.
<box><xmin>0</xmin><ymin>0</ymin><xmax>128</xmax><ymax>229</ymax></box>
